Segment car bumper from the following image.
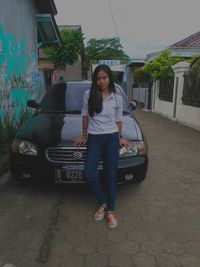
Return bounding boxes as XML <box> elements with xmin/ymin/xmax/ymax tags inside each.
<box><xmin>10</xmin><ymin>154</ymin><xmax>148</xmax><ymax>184</ymax></box>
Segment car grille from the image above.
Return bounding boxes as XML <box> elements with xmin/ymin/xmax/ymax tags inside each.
<box><xmin>45</xmin><ymin>146</ymin><xmax>127</xmax><ymax>164</ymax></box>
<box><xmin>46</xmin><ymin>147</ymin><xmax>88</xmax><ymax>164</ymax></box>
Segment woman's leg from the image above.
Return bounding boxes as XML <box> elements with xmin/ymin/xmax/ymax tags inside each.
<box><xmin>84</xmin><ymin>135</ymin><xmax>106</xmax><ymax>206</ymax></box>
<box><xmin>103</xmin><ymin>133</ymin><xmax>119</xmax><ymax>212</ymax></box>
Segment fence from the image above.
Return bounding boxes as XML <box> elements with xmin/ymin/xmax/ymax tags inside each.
<box><xmin>132</xmin><ymin>87</ymin><xmax>149</xmax><ymax>108</ymax></box>
<box><xmin>152</xmin><ymin>61</ymin><xmax>200</xmax><ymax>131</ymax></box>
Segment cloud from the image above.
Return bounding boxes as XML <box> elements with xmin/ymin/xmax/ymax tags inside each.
<box><xmin>135</xmin><ymin>43</ymin><xmax>167</xmax><ymax>50</ymax></box>
<box><xmin>54</xmin><ymin>0</ymin><xmax>200</xmax><ymax>59</ymax></box>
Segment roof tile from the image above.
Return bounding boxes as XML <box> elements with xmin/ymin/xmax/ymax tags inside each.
<box><xmin>169</xmin><ymin>31</ymin><xmax>200</xmax><ymax>48</ymax></box>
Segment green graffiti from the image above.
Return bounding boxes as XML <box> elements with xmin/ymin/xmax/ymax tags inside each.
<box><xmin>31</xmin><ymin>52</ymin><xmax>36</xmax><ymax>64</ymax></box>
<box><xmin>0</xmin><ymin>24</ymin><xmax>29</xmax><ymax>79</ymax></box>
<box><xmin>11</xmin><ymin>88</ymin><xmax>32</xmax><ymax>119</ymax></box>
<box><xmin>0</xmin><ymin>25</ymin><xmax>42</xmax><ymax>122</ymax></box>
<box><xmin>11</xmin><ymin>74</ymin><xmax>30</xmax><ymax>89</ymax></box>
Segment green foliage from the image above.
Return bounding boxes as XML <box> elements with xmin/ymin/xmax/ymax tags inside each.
<box><xmin>0</xmin><ymin>113</ymin><xmax>17</xmax><ymax>144</ymax></box>
<box><xmin>43</xmin><ymin>29</ymin><xmax>84</xmax><ymax>68</ymax></box>
<box><xmin>85</xmin><ymin>37</ymin><xmax>129</xmax><ymax>62</ymax></box>
<box><xmin>0</xmin><ymin>106</ymin><xmax>32</xmax><ymax>145</ymax></box>
<box><xmin>187</xmin><ymin>54</ymin><xmax>200</xmax><ymax>65</ymax></box>
<box><xmin>133</xmin><ymin>67</ymin><xmax>151</xmax><ymax>84</ymax></box>
<box><xmin>145</xmin><ymin>50</ymin><xmax>183</xmax><ymax>80</ymax></box>
<box><xmin>134</xmin><ymin>50</ymin><xmax>187</xmax><ymax>84</ymax></box>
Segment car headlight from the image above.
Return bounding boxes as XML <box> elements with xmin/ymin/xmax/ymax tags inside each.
<box><xmin>119</xmin><ymin>141</ymin><xmax>147</xmax><ymax>157</ymax></box>
<box><xmin>11</xmin><ymin>140</ymin><xmax>38</xmax><ymax>156</ymax></box>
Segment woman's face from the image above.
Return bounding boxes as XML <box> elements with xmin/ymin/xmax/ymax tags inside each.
<box><xmin>96</xmin><ymin>70</ymin><xmax>110</xmax><ymax>91</ymax></box>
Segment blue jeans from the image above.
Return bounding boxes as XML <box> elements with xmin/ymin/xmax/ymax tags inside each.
<box><xmin>84</xmin><ymin>132</ymin><xmax>119</xmax><ymax>211</ymax></box>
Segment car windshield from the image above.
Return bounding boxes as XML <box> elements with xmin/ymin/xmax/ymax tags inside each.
<box><xmin>39</xmin><ymin>82</ymin><xmax>130</xmax><ymax>114</ymax></box>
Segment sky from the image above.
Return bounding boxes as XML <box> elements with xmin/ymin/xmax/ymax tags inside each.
<box><xmin>54</xmin><ymin>0</ymin><xmax>200</xmax><ymax>60</ymax></box>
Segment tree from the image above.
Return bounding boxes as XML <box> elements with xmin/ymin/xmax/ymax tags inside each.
<box><xmin>43</xmin><ymin>29</ymin><xmax>84</xmax><ymax>68</ymax></box>
<box><xmin>133</xmin><ymin>67</ymin><xmax>151</xmax><ymax>85</ymax></box>
<box><xmin>133</xmin><ymin>50</ymin><xmax>185</xmax><ymax>107</ymax></box>
<box><xmin>145</xmin><ymin>50</ymin><xmax>184</xmax><ymax>80</ymax></box>
<box><xmin>133</xmin><ymin>50</ymin><xmax>188</xmax><ymax>84</ymax></box>
<box><xmin>85</xmin><ymin>37</ymin><xmax>129</xmax><ymax>62</ymax></box>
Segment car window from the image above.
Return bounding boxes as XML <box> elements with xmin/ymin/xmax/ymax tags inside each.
<box><xmin>39</xmin><ymin>82</ymin><xmax>130</xmax><ymax>114</ymax></box>
<box><xmin>65</xmin><ymin>83</ymin><xmax>91</xmax><ymax>113</ymax></box>
<box><xmin>115</xmin><ymin>86</ymin><xmax>130</xmax><ymax>114</ymax></box>
<box><xmin>39</xmin><ymin>82</ymin><xmax>66</xmax><ymax>112</ymax></box>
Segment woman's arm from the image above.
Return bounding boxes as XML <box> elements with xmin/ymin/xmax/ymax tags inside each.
<box><xmin>82</xmin><ymin>116</ymin><xmax>89</xmax><ymax>136</ymax></box>
<box><xmin>115</xmin><ymin>120</ymin><xmax>129</xmax><ymax>148</ymax></box>
<box><xmin>73</xmin><ymin>116</ymin><xmax>89</xmax><ymax>146</ymax></box>
<box><xmin>115</xmin><ymin>96</ymin><xmax>129</xmax><ymax>148</ymax></box>
<box><xmin>116</xmin><ymin>121</ymin><xmax>122</xmax><ymax>137</ymax></box>
<box><xmin>74</xmin><ymin>91</ymin><xmax>89</xmax><ymax>146</ymax></box>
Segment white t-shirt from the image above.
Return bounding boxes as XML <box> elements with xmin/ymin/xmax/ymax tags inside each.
<box><xmin>81</xmin><ymin>89</ymin><xmax>123</xmax><ymax>134</ymax></box>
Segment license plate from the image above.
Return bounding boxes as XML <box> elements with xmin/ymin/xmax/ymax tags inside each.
<box><xmin>55</xmin><ymin>169</ymin><xmax>85</xmax><ymax>183</ymax></box>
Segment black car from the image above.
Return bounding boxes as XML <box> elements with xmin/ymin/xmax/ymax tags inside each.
<box><xmin>10</xmin><ymin>81</ymin><xmax>148</xmax><ymax>184</ymax></box>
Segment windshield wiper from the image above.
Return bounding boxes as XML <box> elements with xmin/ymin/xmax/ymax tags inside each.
<box><xmin>39</xmin><ymin>110</ymin><xmax>81</xmax><ymax>114</ymax></box>
<box><xmin>65</xmin><ymin>111</ymin><xmax>81</xmax><ymax>114</ymax></box>
<box><xmin>39</xmin><ymin>111</ymin><xmax>66</xmax><ymax>113</ymax></box>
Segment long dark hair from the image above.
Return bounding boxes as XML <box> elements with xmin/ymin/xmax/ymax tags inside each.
<box><xmin>88</xmin><ymin>64</ymin><xmax>116</xmax><ymax>116</ymax></box>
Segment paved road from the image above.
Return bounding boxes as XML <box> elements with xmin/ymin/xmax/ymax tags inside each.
<box><xmin>0</xmin><ymin>108</ymin><xmax>200</xmax><ymax>267</ymax></box>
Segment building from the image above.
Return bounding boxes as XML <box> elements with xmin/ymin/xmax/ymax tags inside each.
<box><xmin>51</xmin><ymin>25</ymin><xmax>86</xmax><ymax>82</ymax></box>
<box><xmin>0</xmin><ymin>0</ymin><xmax>61</xmax><ymax>120</ymax></box>
<box><xmin>146</xmin><ymin>31</ymin><xmax>200</xmax><ymax>62</ymax></box>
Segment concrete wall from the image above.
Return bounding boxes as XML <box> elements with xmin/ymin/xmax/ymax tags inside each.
<box><xmin>152</xmin><ymin>62</ymin><xmax>200</xmax><ymax>131</ymax></box>
<box><xmin>152</xmin><ymin>80</ymin><xmax>174</xmax><ymax>118</ymax></box>
<box><xmin>52</xmin><ymin>60</ymin><xmax>82</xmax><ymax>83</ymax></box>
<box><xmin>0</xmin><ymin>0</ymin><xmax>45</xmax><ymax>120</ymax></box>
<box><xmin>174</xmin><ymin>63</ymin><xmax>200</xmax><ymax>131</ymax></box>
<box><xmin>65</xmin><ymin>60</ymin><xmax>82</xmax><ymax>81</ymax></box>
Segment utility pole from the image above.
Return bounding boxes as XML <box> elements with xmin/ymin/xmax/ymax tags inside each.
<box><xmin>126</xmin><ymin>66</ymin><xmax>133</xmax><ymax>101</ymax></box>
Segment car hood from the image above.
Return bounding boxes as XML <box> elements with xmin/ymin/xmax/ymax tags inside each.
<box><xmin>15</xmin><ymin>113</ymin><xmax>143</xmax><ymax>146</ymax></box>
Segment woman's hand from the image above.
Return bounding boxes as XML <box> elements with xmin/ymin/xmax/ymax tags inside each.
<box><xmin>73</xmin><ymin>135</ymin><xmax>88</xmax><ymax>147</ymax></box>
<box><xmin>119</xmin><ymin>137</ymin><xmax>130</xmax><ymax>148</ymax></box>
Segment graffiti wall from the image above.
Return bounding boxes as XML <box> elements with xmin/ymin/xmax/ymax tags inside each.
<box><xmin>0</xmin><ymin>22</ymin><xmax>45</xmax><ymax>121</ymax></box>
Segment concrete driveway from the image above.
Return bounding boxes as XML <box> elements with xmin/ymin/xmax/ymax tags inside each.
<box><xmin>0</xmin><ymin>108</ymin><xmax>200</xmax><ymax>267</ymax></box>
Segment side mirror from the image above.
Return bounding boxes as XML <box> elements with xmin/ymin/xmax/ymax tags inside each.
<box><xmin>130</xmin><ymin>101</ymin><xmax>137</xmax><ymax>110</ymax></box>
<box><xmin>27</xmin><ymin>100</ymin><xmax>39</xmax><ymax>109</ymax></box>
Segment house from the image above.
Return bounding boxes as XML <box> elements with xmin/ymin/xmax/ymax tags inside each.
<box><xmin>37</xmin><ymin>13</ymin><xmax>61</xmax><ymax>90</ymax></box>
<box><xmin>167</xmin><ymin>31</ymin><xmax>200</xmax><ymax>58</ymax></box>
<box><xmin>0</xmin><ymin>0</ymin><xmax>61</xmax><ymax>120</ymax></box>
<box><xmin>146</xmin><ymin>31</ymin><xmax>200</xmax><ymax>62</ymax></box>
<box><xmin>51</xmin><ymin>25</ymin><xmax>86</xmax><ymax>83</ymax></box>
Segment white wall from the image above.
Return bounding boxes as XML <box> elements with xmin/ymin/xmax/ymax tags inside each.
<box><xmin>152</xmin><ymin>62</ymin><xmax>200</xmax><ymax>131</ymax></box>
<box><xmin>176</xmin><ymin>105</ymin><xmax>200</xmax><ymax>131</ymax></box>
<box><xmin>152</xmin><ymin>80</ymin><xmax>174</xmax><ymax>118</ymax></box>
<box><xmin>174</xmin><ymin>66</ymin><xmax>200</xmax><ymax>131</ymax></box>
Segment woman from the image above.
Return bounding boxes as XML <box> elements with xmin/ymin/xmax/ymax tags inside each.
<box><xmin>74</xmin><ymin>64</ymin><xmax>129</xmax><ymax>229</ymax></box>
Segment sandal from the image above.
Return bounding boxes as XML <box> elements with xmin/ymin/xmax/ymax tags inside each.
<box><xmin>94</xmin><ymin>204</ymin><xmax>107</xmax><ymax>221</ymax></box>
<box><xmin>106</xmin><ymin>212</ymin><xmax>118</xmax><ymax>229</ymax></box>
